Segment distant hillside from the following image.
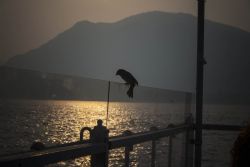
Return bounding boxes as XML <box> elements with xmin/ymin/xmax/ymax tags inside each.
<box><xmin>4</xmin><ymin>11</ymin><xmax>250</xmax><ymax>104</ymax></box>
<box><xmin>0</xmin><ymin>66</ymin><xmax>106</xmax><ymax>100</ymax></box>
<box><xmin>0</xmin><ymin>66</ymin><xmax>187</xmax><ymax>103</ymax></box>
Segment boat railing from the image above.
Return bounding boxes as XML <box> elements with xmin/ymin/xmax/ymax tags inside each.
<box><xmin>0</xmin><ymin>113</ymin><xmax>244</xmax><ymax>167</ymax></box>
<box><xmin>0</xmin><ymin>121</ymin><xmax>195</xmax><ymax>167</ymax></box>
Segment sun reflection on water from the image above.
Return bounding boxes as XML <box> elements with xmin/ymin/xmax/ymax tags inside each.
<box><xmin>0</xmin><ymin>99</ymin><xmax>187</xmax><ymax>166</ymax></box>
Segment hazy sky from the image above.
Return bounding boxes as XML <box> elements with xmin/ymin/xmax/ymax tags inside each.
<box><xmin>0</xmin><ymin>0</ymin><xmax>250</xmax><ymax>64</ymax></box>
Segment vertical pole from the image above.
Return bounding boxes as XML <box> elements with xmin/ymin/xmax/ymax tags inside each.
<box><xmin>151</xmin><ymin>140</ymin><xmax>156</xmax><ymax>167</ymax></box>
<box><xmin>106</xmin><ymin>81</ymin><xmax>111</xmax><ymax>127</ymax></box>
<box><xmin>150</xmin><ymin>127</ymin><xmax>158</xmax><ymax>167</ymax></box>
<box><xmin>123</xmin><ymin>130</ymin><xmax>133</xmax><ymax>167</ymax></box>
<box><xmin>125</xmin><ymin>147</ymin><xmax>130</xmax><ymax>167</ymax></box>
<box><xmin>195</xmin><ymin>1</ymin><xmax>205</xmax><ymax>167</ymax></box>
<box><xmin>184</xmin><ymin>93</ymin><xmax>193</xmax><ymax>167</ymax></box>
<box><xmin>167</xmin><ymin>124</ymin><xmax>175</xmax><ymax>167</ymax></box>
<box><xmin>168</xmin><ymin>136</ymin><xmax>173</xmax><ymax>167</ymax></box>
<box><xmin>185</xmin><ymin>115</ymin><xmax>195</xmax><ymax>167</ymax></box>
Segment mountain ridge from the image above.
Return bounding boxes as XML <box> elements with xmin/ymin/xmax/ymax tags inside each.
<box><xmin>4</xmin><ymin>11</ymin><xmax>250</xmax><ymax>103</ymax></box>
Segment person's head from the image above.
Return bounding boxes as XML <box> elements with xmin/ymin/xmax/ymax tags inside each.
<box><xmin>231</xmin><ymin>123</ymin><xmax>250</xmax><ymax>167</ymax></box>
<box><xmin>97</xmin><ymin>119</ymin><xmax>103</xmax><ymax>126</ymax></box>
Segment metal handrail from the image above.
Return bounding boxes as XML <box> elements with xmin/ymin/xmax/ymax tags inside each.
<box><xmin>0</xmin><ymin>143</ymin><xmax>107</xmax><ymax>166</ymax></box>
<box><xmin>0</xmin><ymin>124</ymin><xmax>192</xmax><ymax>166</ymax></box>
<box><xmin>110</xmin><ymin>124</ymin><xmax>190</xmax><ymax>149</ymax></box>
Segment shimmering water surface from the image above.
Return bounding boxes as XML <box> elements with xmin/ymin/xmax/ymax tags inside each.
<box><xmin>0</xmin><ymin>100</ymin><xmax>249</xmax><ymax>167</ymax></box>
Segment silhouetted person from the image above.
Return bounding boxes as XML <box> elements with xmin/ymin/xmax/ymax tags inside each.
<box><xmin>231</xmin><ymin>123</ymin><xmax>250</xmax><ymax>167</ymax></box>
<box><xmin>90</xmin><ymin>119</ymin><xmax>109</xmax><ymax>167</ymax></box>
<box><xmin>91</xmin><ymin>120</ymin><xmax>109</xmax><ymax>143</ymax></box>
<box><xmin>116</xmin><ymin>69</ymin><xmax>138</xmax><ymax>98</ymax></box>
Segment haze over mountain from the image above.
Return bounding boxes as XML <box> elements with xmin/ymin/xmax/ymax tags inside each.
<box><xmin>4</xmin><ymin>11</ymin><xmax>250</xmax><ymax>103</ymax></box>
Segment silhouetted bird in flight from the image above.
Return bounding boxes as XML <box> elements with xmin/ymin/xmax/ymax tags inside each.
<box><xmin>116</xmin><ymin>69</ymin><xmax>138</xmax><ymax>98</ymax></box>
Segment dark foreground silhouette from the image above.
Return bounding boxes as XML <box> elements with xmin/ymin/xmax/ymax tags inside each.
<box><xmin>231</xmin><ymin>123</ymin><xmax>250</xmax><ymax>167</ymax></box>
<box><xmin>91</xmin><ymin>120</ymin><xmax>109</xmax><ymax>167</ymax></box>
<box><xmin>116</xmin><ymin>69</ymin><xmax>138</xmax><ymax>98</ymax></box>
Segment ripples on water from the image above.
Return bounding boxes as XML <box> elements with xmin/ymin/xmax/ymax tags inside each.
<box><xmin>0</xmin><ymin>100</ymin><xmax>186</xmax><ymax>166</ymax></box>
<box><xmin>0</xmin><ymin>100</ymin><xmax>249</xmax><ymax>166</ymax></box>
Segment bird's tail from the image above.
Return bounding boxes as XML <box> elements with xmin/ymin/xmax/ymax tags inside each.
<box><xmin>127</xmin><ymin>86</ymin><xmax>134</xmax><ymax>98</ymax></box>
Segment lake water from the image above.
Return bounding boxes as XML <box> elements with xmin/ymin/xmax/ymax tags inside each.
<box><xmin>0</xmin><ymin>99</ymin><xmax>249</xmax><ymax>167</ymax></box>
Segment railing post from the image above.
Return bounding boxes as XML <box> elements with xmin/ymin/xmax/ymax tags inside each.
<box><xmin>125</xmin><ymin>146</ymin><xmax>130</xmax><ymax>167</ymax></box>
<box><xmin>185</xmin><ymin>114</ymin><xmax>195</xmax><ymax>167</ymax></box>
<box><xmin>168</xmin><ymin>138</ymin><xmax>173</xmax><ymax>167</ymax></box>
<box><xmin>150</xmin><ymin>127</ymin><xmax>158</xmax><ymax>167</ymax></box>
<box><xmin>184</xmin><ymin>93</ymin><xmax>194</xmax><ymax>167</ymax></box>
<box><xmin>167</xmin><ymin>124</ymin><xmax>175</xmax><ymax>167</ymax></box>
<box><xmin>90</xmin><ymin>119</ymin><xmax>109</xmax><ymax>167</ymax></box>
<box><xmin>123</xmin><ymin>130</ymin><xmax>134</xmax><ymax>167</ymax></box>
